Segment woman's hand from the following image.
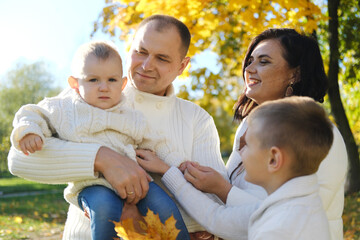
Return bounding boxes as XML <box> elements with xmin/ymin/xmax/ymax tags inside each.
<box><xmin>136</xmin><ymin>149</ymin><xmax>170</xmax><ymax>175</ymax></box>
<box><xmin>184</xmin><ymin>164</ymin><xmax>232</xmax><ymax>203</ymax></box>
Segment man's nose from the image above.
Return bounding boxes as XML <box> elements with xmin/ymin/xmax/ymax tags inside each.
<box><xmin>142</xmin><ymin>56</ymin><xmax>155</xmax><ymax>71</ymax></box>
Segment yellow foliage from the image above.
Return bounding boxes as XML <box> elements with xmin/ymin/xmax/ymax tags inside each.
<box><xmin>113</xmin><ymin>209</ymin><xmax>180</xmax><ymax>240</ymax></box>
<box><xmin>105</xmin><ymin>0</ymin><xmax>326</xmax><ymax>61</ymax></box>
<box><xmin>14</xmin><ymin>216</ymin><xmax>23</xmax><ymax>224</ymax></box>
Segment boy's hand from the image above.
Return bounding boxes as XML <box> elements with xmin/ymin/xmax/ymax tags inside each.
<box><xmin>184</xmin><ymin>164</ymin><xmax>232</xmax><ymax>203</ymax></box>
<box><xmin>19</xmin><ymin>134</ymin><xmax>43</xmax><ymax>155</ymax></box>
<box><xmin>136</xmin><ymin>149</ymin><xmax>170</xmax><ymax>175</ymax></box>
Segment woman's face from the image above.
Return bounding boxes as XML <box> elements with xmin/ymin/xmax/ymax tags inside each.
<box><xmin>244</xmin><ymin>39</ymin><xmax>296</xmax><ymax>105</ymax></box>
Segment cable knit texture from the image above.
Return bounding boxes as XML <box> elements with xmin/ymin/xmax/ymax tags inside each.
<box><xmin>11</xmin><ymin>89</ymin><xmax>185</xmax><ymax>207</ymax></box>
<box><xmin>8</xmin><ymin>84</ymin><xmax>227</xmax><ymax>239</ymax></box>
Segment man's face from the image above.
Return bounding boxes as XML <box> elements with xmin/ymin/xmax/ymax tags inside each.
<box><xmin>127</xmin><ymin>22</ymin><xmax>189</xmax><ymax>96</ymax></box>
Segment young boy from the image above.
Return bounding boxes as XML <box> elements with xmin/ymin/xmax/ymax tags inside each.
<box><xmin>10</xmin><ymin>41</ymin><xmax>189</xmax><ymax>240</ymax></box>
<box><xmin>240</xmin><ymin>96</ymin><xmax>333</xmax><ymax>239</ymax></box>
<box><xmin>136</xmin><ymin>96</ymin><xmax>333</xmax><ymax>240</ymax></box>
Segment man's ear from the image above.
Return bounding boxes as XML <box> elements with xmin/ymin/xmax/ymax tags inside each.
<box><xmin>68</xmin><ymin>76</ymin><xmax>79</xmax><ymax>91</ymax></box>
<box><xmin>121</xmin><ymin>77</ymin><xmax>128</xmax><ymax>90</ymax></box>
<box><xmin>177</xmin><ymin>57</ymin><xmax>190</xmax><ymax>75</ymax></box>
<box><xmin>268</xmin><ymin>146</ymin><xmax>284</xmax><ymax>173</ymax></box>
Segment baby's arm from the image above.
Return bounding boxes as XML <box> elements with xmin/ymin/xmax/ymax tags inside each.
<box><xmin>19</xmin><ymin>133</ymin><xmax>43</xmax><ymax>155</ymax></box>
<box><xmin>11</xmin><ymin>102</ymin><xmax>55</xmax><ymax>152</ymax></box>
<box><xmin>136</xmin><ymin>149</ymin><xmax>170</xmax><ymax>175</ymax></box>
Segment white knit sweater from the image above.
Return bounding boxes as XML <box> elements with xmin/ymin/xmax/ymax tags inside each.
<box><xmin>10</xmin><ymin>89</ymin><xmax>183</xmax><ymax>208</ymax></box>
<box><xmin>8</xmin><ymin>84</ymin><xmax>227</xmax><ymax>239</ymax></box>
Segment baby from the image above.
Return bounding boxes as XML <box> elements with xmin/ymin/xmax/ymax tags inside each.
<box><xmin>10</xmin><ymin>40</ymin><xmax>189</xmax><ymax>240</ymax></box>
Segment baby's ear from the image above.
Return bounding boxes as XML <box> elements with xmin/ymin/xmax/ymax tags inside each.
<box><xmin>68</xmin><ymin>76</ymin><xmax>79</xmax><ymax>92</ymax></box>
<box><xmin>121</xmin><ymin>77</ymin><xmax>128</xmax><ymax>90</ymax></box>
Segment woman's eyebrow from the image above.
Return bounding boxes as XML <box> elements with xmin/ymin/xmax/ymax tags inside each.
<box><xmin>258</xmin><ymin>54</ymin><xmax>272</xmax><ymax>59</ymax></box>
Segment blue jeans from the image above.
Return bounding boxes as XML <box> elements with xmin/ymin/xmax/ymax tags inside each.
<box><xmin>78</xmin><ymin>182</ymin><xmax>190</xmax><ymax>240</ymax></box>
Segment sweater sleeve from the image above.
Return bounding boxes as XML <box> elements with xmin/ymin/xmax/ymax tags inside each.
<box><xmin>191</xmin><ymin>107</ymin><xmax>228</xmax><ymax>179</ymax></box>
<box><xmin>8</xmin><ymin>137</ymin><xmax>101</xmax><ymax>184</ymax></box>
<box><xmin>316</xmin><ymin>125</ymin><xmax>348</xmax><ymax>216</ymax></box>
<box><xmin>162</xmin><ymin>167</ymin><xmax>259</xmax><ymax>240</ymax></box>
<box><xmin>10</xmin><ymin>103</ymin><xmax>55</xmax><ymax>150</ymax></box>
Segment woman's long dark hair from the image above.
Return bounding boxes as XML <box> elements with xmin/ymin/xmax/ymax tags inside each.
<box><xmin>234</xmin><ymin>28</ymin><xmax>328</xmax><ymax>121</ymax></box>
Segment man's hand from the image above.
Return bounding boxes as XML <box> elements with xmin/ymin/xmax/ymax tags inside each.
<box><xmin>136</xmin><ymin>149</ymin><xmax>170</xmax><ymax>175</ymax></box>
<box><xmin>184</xmin><ymin>164</ymin><xmax>232</xmax><ymax>203</ymax></box>
<box><xmin>19</xmin><ymin>134</ymin><xmax>43</xmax><ymax>155</ymax></box>
<box><xmin>94</xmin><ymin>147</ymin><xmax>151</xmax><ymax>204</ymax></box>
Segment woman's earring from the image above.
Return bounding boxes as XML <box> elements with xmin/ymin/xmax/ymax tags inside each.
<box><xmin>285</xmin><ymin>82</ymin><xmax>294</xmax><ymax>97</ymax></box>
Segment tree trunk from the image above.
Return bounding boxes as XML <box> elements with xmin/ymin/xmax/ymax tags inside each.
<box><xmin>328</xmin><ymin>0</ymin><xmax>360</xmax><ymax>193</ymax></box>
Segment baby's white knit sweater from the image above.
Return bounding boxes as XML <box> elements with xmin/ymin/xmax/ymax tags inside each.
<box><xmin>11</xmin><ymin>89</ymin><xmax>179</xmax><ymax>207</ymax></box>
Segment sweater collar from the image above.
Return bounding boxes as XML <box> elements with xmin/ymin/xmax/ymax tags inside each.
<box><xmin>256</xmin><ymin>174</ymin><xmax>319</xmax><ymax>213</ymax></box>
<box><xmin>123</xmin><ymin>83</ymin><xmax>176</xmax><ymax>107</ymax></box>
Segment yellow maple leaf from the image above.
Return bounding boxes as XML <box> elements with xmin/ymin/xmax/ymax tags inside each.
<box><xmin>113</xmin><ymin>209</ymin><xmax>179</xmax><ymax>240</ymax></box>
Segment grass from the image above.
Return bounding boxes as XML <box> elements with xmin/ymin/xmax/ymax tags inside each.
<box><xmin>0</xmin><ymin>177</ymin><xmax>65</xmax><ymax>195</ymax></box>
<box><xmin>0</xmin><ymin>176</ymin><xmax>68</xmax><ymax>240</ymax></box>
<box><xmin>1</xmin><ymin>176</ymin><xmax>360</xmax><ymax>239</ymax></box>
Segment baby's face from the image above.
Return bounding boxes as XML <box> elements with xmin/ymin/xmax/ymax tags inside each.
<box><xmin>76</xmin><ymin>54</ymin><xmax>125</xmax><ymax>109</ymax></box>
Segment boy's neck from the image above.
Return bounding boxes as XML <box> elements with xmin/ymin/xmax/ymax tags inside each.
<box><xmin>263</xmin><ymin>173</ymin><xmax>294</xmax><ymax>195</ymax></box>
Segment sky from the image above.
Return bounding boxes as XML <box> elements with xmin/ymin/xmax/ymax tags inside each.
<box><xmin>0</xmin><ymin>0</ymin><xmax>218</xmax><ymax>90</ymax></box>
<box><xmin>0</xmin><ymin>0</ymin><xmax>127</xmax><ymax>89</ymax></box>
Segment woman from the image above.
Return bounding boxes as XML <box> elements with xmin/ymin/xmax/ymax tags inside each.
<box><xmin>137</xmin><ymin>28</ymin><xmax>348</xmax><ymax>240</ymax></box>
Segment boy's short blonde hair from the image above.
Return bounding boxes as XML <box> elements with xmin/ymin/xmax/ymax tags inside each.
<box><xmin>71</xmin><ymin>40</ymin><xmax>122</xmax><ymax>78</ymax></box>
<box><xmin>247</xmin><ymin>96</ymin><xmax>334</xmax><ymax>176</ymax></box>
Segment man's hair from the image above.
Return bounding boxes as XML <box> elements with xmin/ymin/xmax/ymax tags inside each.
<box><xmin>247</xmin><ymin>96</ymin><xmax>333</xmax><ymax>176</ymax></box>
<box><xmin>71</xmin><ymin>40</ymin><xmax>122</xmax><ymax>78</ymax></box>
<box><xmin>137</xmin><ymin>14</ymin><xmax>191</xmax><ymax>58</ymax></box>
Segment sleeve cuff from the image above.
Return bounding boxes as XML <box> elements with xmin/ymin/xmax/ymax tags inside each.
<box><xmin>161</xmin><ymin>166</ymin><xmax>187</xmax><ymax>194</ymax></box>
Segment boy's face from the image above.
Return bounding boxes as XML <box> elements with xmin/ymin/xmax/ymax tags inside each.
<box><xmin>239</xmin><ymin>120</ymin><xmax>270</xmax><ymax>187</ymax></box>
<box><xmin>73</xmin><ymin>54</ymin><xmax>125</xmax><ymax>109</ymax></box>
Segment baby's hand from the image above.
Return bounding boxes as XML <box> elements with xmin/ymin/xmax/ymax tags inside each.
<box><xmin>19</xmin><ymin>134</ymin><xmax>43</xmax><ymax>155</ymax></box>
<box><xmin>136</xmin><ymin>149</ymin><xmax>170</xmax><ymax>175</ymax></box>
<box><xmin>178</xmin><ymin>161</ymin><xmax>199</xmax><ymax>173</ymax></box>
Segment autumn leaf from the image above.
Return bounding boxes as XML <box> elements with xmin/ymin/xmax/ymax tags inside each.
<box><xmin>113</xmin><ymin>209</ymin><xmax>179</xmax><ymax>240</ymax></box>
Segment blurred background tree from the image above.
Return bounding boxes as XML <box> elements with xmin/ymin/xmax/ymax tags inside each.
<box><xmin>0</xmin><ymin>61</ymin><xmax>61</xmax><ymax>173</ymax></box>
<box><xmin>93</xmin><ymin>0</ymin><xmax>359</xmax><ymax>192</ymax></box>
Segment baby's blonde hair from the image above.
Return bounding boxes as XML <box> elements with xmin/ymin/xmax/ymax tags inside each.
<box><xmin>71</xmin><ymin>40</ymin><xmax>122</xmax><ymax>78</ymax></box>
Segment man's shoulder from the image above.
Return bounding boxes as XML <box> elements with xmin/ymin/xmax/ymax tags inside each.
<box><xmin>174</xmin><ymin>97</ymin><xmax>210</xmax><ymax>116</ymax></box>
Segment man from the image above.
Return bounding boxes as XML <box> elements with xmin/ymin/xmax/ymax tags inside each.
<box><xmin>8</xmin><ymin>15</ymin><xmax>227</xmax><ymax>239</ymax></box>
